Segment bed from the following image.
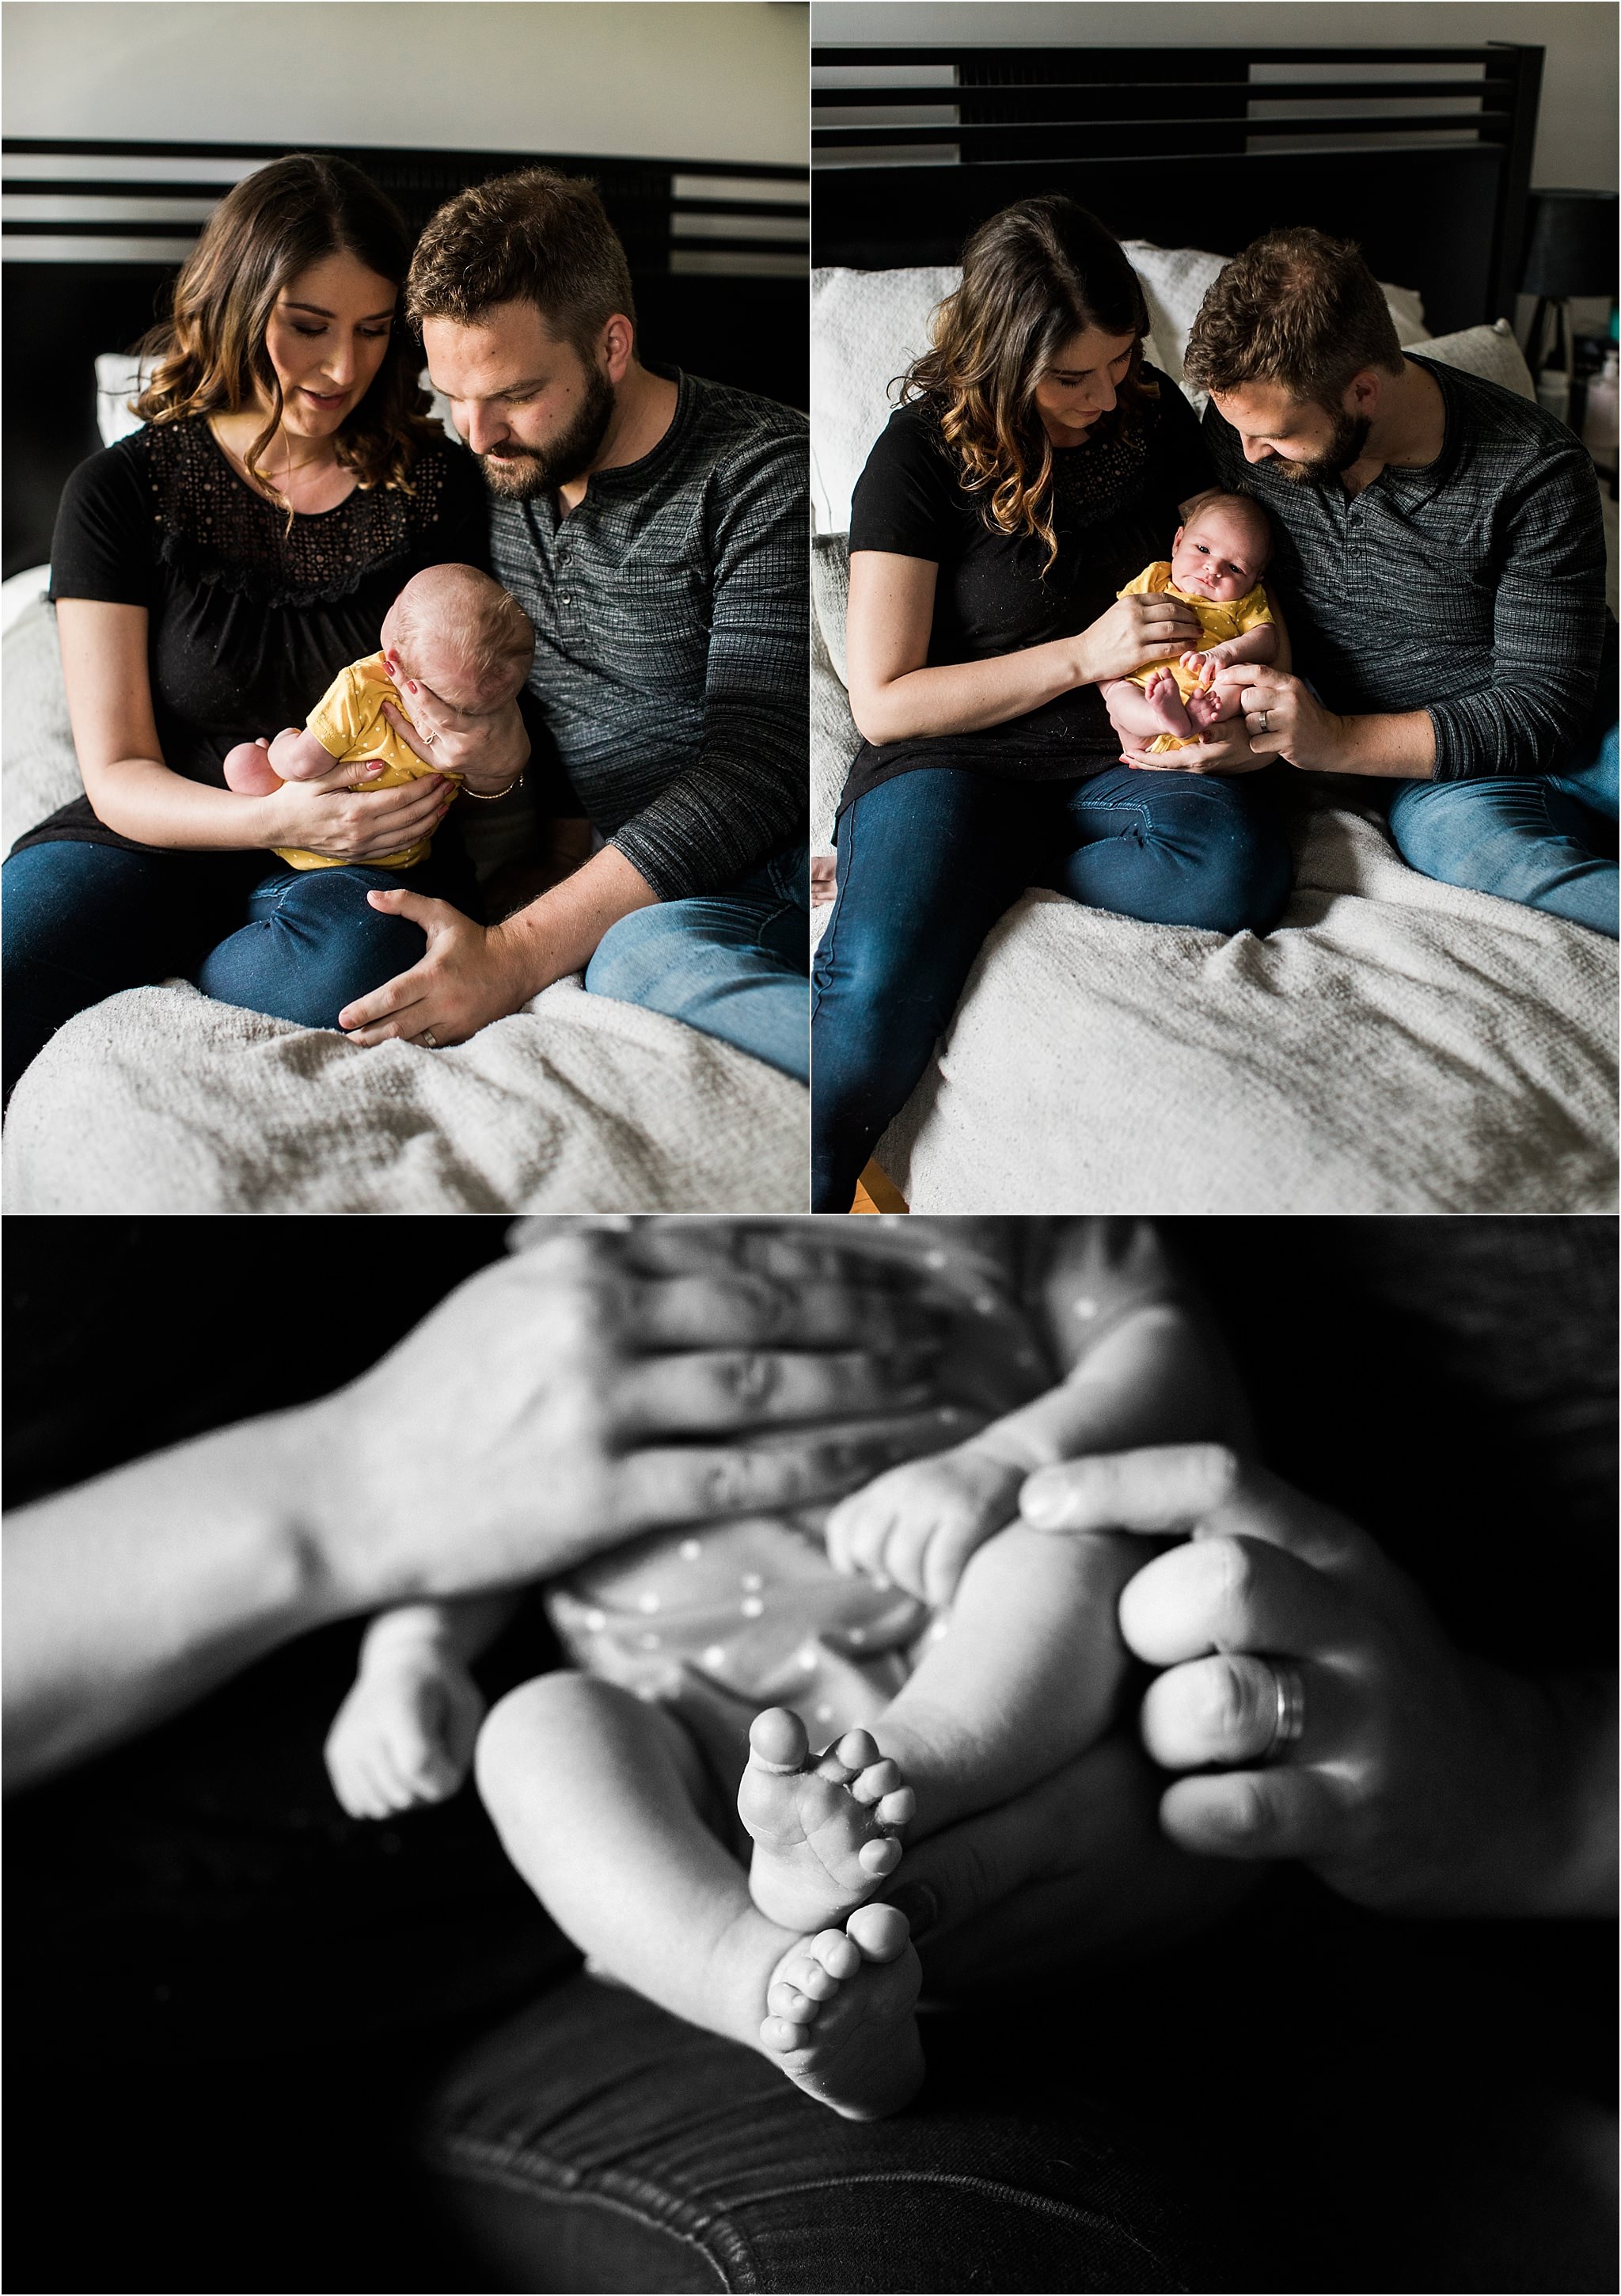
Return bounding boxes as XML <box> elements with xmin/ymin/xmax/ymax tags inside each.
<box><xmin>1</xmin><ymin>135</ymin><xmax>810</xmax><ymax>1215</ymax></box>
<box><xmin>810</xmin><ymin>40</ymin><xmax>1618</xmax><ymax>1214</ymax></box>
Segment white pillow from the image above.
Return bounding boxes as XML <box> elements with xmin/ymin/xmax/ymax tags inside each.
<box><xmin>1407</xmin><ymin>317</ymin><xmax>1535</xmax><ymax>403</ymax></box>
<box><xmin>93</xmin><ymin>356</ymin><xmax>462</xmax><ymax>449</ymax></box>
<box><xmin>812</xmin><ymin>248</ymin><xmax>1429</xmax><ymax>532</ymax></box>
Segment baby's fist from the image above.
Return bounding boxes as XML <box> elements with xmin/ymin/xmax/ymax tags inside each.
<box><xmin>826</xmin><ymin>1440</ymin><xmax>1027</xmax><ymax>1609</ymax></box>
<box><xmin>324</xmin><ymin>1652</ymin><xmax>486</xmax><ymax>1821</ymax></box>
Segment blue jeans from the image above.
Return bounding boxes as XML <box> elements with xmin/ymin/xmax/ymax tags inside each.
<box><xmin>2</xmin><ymin>836</ymin><xmax>476</xmax><ymax>1106</ymax></box>
<box><xmin>585</xmin><ymin>842</ymin><xmax>809</xmax><ymax>1083</ymax></box>
<box><xmin>810</xmin><ymin>765</ymin><xmax>1291</xmax><ymax>1211</ymax></box>
<box><xmin>1387</xmin><ymin>713</ymin><xmax>1619</xmax><ymax>939</ymax></box>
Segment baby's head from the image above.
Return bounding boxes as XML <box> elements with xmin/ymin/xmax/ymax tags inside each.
<box><xmin>380</xmin><ymin>564</ymin><xmax>534</xmax><ymax>718</ymax></box>
<box><xmin>1168</xmin><ymin>489</ymin><xmax>1271</xmax><ymax>603</ymax></box>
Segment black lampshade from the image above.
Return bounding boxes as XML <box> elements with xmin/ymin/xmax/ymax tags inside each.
<box><xmin>1519</xmin><ymin>188</ymin><xmax>1618</xmax><ymax>298</ymax></box>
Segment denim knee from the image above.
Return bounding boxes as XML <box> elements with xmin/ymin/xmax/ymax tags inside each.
<box><xmin>583</xmin><ymin>905</ymin><xmax>674</xmax><ymax>1004</ymax></box>
<box><xmin>197</xmin><ymin>868</ymin><xmax>428</xmax><ymax>1029</ymax></box>
<box><xmin>1391</xmin><ymin>778</ymin><xmax>1569</xmax><ymax>905</ymax></box>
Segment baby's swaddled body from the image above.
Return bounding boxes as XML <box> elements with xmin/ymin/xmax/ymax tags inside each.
<box><xmin>548</xmin><ymin>1220</ymin><xmax>1168</xmax><ymax>1770</ymax></box>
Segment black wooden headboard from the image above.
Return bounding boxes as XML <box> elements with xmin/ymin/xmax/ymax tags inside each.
<box><xmin>2</xmin><ymin>139</ymin><xmax>807</xmax><ymax>576</ymax></box>
<box><xmin>812</xmin><ymin>42</ymin><xmax>1541</xmax><ymax>336</ymax></box>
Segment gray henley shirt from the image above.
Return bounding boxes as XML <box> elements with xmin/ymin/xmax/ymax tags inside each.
<box><xmin>489</xmin><ymin>367</ymin><xmax>807</xmax><ymax>899</ymax></box>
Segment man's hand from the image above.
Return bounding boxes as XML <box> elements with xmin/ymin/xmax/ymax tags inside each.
<box><xmin>338</xmin><ymin>896</ymin><xmax>541</xmax><ymax>1047</ymax></box>
<box><xmin>1209</xmin><ymin>665</ymin><xmax>1348</xmax><ymax>770</ymax></box>
<box><xmin>1019</xmin><ymin>1445</ymin><xmax>1618</xmax><ymax>1920</ymax></box>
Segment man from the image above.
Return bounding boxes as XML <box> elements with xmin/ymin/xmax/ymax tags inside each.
<box><xmin>337</xmin><ymin>169</ymin><xmax>809</xmax><ymax>1070</ymax></box>
<box><xmin>1137</xmin><ymin>227</ymin><xmax>1615</xmax><ymax>939</ymax></box>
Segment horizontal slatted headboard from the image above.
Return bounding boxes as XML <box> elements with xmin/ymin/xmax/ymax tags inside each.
<box><xmin>2</xmin><ymin>139</ymin><xmax>808</xmax><ymax>576</ymax></box>
<box><xmin>812</xmin><ymin>41</ymin><xmax>1542</xmax><ymax>336</ymax></box>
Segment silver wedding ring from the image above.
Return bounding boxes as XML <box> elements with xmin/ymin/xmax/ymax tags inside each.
<box><xmin>1258</xmin><ymin>710</ymin><xmax>1271</xmax><ymax>734</ymax></box>
<box><xmin>1262</xmin><ymin>1661</ymin><xmax>1306</xmax><ymax>1762</ymax></box>
<box><xmin>420</xmin><ymin>1028</ymin><xmax>439</xmax><ymax>1048</ymax></box>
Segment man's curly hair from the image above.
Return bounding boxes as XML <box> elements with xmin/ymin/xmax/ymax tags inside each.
<box><xmin>407</xmin><ymin>167</ymin><xmax>636</xmax><ymax>352</ymax></box>
<box><xmin>1183</xmin><ymin>228</ymin><xmax>1404</xmax><ymax>409</ymax></box>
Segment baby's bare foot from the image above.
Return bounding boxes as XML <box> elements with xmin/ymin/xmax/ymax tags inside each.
<box><xmin>222</xmin><ymin>738</ymin><xmax>282</xmax><ymax>796</ymax></box>
<box><xmin>761</xmin><ymin>1902</ymin><xmax>924</xmax><ymax>2119</ymax></box>
<box><xmin>739</xmin><ymin>1708</ymin><xmax>915</xmax><ymax>1933</ymax></box>
<box><xmin>1140</xmin><ymin>668</ymin><xmax>1193</xmax><ymax>740</ymax></box>
<box><xmin>1186</xmin><ymin>683</ymin><xmax>1236</xmax><ymax>732</ymax></box>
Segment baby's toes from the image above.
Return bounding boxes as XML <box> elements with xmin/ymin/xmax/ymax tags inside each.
<box><xmin>749</xmin><ymin>1706</ymin><xmax>809</xmax><ymax>1776</ymax></box>
<box><xmin>817</xmin><ymin>1728</ymin><xmax>879</xmax><ymax>1784</ymax></box>
<box><xmin>875</xmin><ymin>1785</ymin><xmax>916</xmax><ymax>1829</ymax></box>
<box><xmin>849</xmin><ymin>1762</ymin><xmax>916</xmax><ymax>1834</ymax></box>
<box><xmin>846</xmin><ymin>1903</ymin><xmax>913</xmax><ymax>1962</ymax></box>
<box><xmin>766</xmin><ymin>1958</ymin><xmax>835</xmax><ymax>2024</ymax></box>
<box><xmin>849</xmin><ymin>1757</ymin><xmax>905</xmax><ymax>1807</ymax></box>
<box><xmin>857</xmin><ymin>1836</ymin><xmax>902</xmax><ymax>1879</ymax></box>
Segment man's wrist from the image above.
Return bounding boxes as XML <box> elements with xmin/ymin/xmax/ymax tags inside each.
<box><xmin>488</xmin><ymin>909</ymin><xmax>552</xmax><ymax>1005</ymax></box>
<box><xmin>1446</xmin><ymin>1663</ymin><xmax>1614</xmax><ymax>1918</ymax></box>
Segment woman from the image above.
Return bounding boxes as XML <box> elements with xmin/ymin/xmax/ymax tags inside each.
<box><xmin>811</xmin><ymin>197</ymin><xmax>1293</xmax><ymax>1212</ymax></box>
<box><xmin>2</xmin><ymin>154</ymin><xmax>527</xmax><ymax>1105</ymax></box>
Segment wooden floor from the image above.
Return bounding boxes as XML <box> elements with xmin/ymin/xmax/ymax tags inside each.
<box><xmin>850</xmin><ymin>1162</ymin><xmax>909</xmax><ymax>1215</ymax></box>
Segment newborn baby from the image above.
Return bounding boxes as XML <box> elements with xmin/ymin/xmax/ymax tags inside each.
<box><xmin>222</xmin><ymin>562</ymin><xmax>533</xmax><ymax>870</ymax></box>
<box><xmin>1103</xmin><ymin>489</ymin><xmax>1277</xmax><ymax>754</ymax></box>
<box><xmin>325</xmin><ymin>1218</ymin><xmax>1247</xmax><ymax>2122</ymax></box>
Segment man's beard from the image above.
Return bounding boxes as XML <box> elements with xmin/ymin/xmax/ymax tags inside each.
<box><xmin>479</xmin><ymin>363</ymin><xmax>616</xmax><ymax>500</ymax></box>
<box><xmin>1274</xmin><ymin>405</ymin><xmax>1372</xmax><ymax>485</ymax></box>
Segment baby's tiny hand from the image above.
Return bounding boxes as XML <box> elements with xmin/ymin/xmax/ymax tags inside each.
<box><xmin>324</xmin><ymin>1649</ymin><xmax>486</xmax><ymax>1820</ymax></box>
<box><xmin>826</xmin><ymin>1439</ymin><xmax>1027</xmax><ymax>1609</ymax></box>
<box><xmin>1179</xmin><ymin>648</ymin><xmax>1213</xmax><ymax>683</ymax></box>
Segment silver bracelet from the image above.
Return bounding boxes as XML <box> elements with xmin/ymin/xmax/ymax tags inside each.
<box><xmin>457</xmin><ymin>769</ymin><xmax>526</xmax><ymax>804</ymax></box>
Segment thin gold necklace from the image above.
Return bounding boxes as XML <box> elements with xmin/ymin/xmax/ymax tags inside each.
<box><xmin>212</xmin><ymin>416</ymin><xmax>336</xmax><ymax>490</ymax></box>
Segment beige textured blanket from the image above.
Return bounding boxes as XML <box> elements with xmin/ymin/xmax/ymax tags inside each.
<box><xmin>2</xmin><ymin>598</ymin><xmax>807</xmax><ymax>1214</ymax></box>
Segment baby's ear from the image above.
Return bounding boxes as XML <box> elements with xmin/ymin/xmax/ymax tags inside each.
<box><xmin>1171</xmin><ymin>526</ymin><xmax>1185</xmax><ymax>552</ymax></box>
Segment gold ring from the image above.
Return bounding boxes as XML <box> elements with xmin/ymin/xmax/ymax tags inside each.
<box><xmin>420</xmin><ymin>1028</ymin><xmax>439</xmax><ymax>1049</ymax></box>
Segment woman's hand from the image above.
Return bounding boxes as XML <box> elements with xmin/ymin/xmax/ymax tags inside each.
<box><xmin>1072</xmin><ymin>592</ymin><xmax>1202</xmax><ymax>686</ymax></box>
<box><xmin>315</xmin><ymin>1226</ymin><xmax>958</xmax><ymax>1606</ymax></box>
<box><xmin>1019</xmin><ymin>1446</ymin><xmax>1618</xmax><ymax>1919</ymax></box>
<box><xmin>5</xmin><ymin>1224</ymin><xmax>954</xmax><ymax>1790</ymax></box>
<box><xmin>381</xmin><ymin>693</ymin><xmax>529</xmax><ymax>796</ymax></box>
<box><xmin>256</xmin><ymin>762</ymin><xmax>455</xmax><ymax>861</ymax></box>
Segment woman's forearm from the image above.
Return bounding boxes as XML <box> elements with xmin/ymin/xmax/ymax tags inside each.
<box><xmin>83</xmin><ymin>754</ymin><xmax>275</xmax><ymax>850</ymax></box>
<box><xmin>2</xmin><ymin>1408</ymin><xmax>370</xmax><ymax>1792</ymax></box>
<box><xmin>852</xmin><ymin>637</ymin><xmax>1087</xmax><ymax>746</ymax></box>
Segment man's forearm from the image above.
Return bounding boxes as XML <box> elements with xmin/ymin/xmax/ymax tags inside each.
<box><xmin>3</xmin><ymin>1409</ymin><xmax>359</xmax><ymax>1792</ymax></box>
<box><xmin>489</xmin><ymin>843</ymin><xmax>659</xmax><ymax>1000</ymax></box>
<box><xmin>1311</xmin><ymin>707</ymin><xmax>1436</xmax><ymax>780</ymax></box>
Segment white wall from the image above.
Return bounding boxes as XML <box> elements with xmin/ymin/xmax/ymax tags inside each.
<box><xmin>2</xmin><ymin>0</ymin><xmax>808</xmax><ymax>168</ymax></box>
<box><xmin>811</xmin><ymin>1</ymin><xmax>1618</xmax><ymax>188</ymax></box>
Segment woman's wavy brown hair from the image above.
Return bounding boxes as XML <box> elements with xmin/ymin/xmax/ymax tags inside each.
<box><xmin>902</xmin><ymin>196</ymin><xmax>1156</xmax><ymax>572</ymax></box>
<box><xmin>132</xmin><ymin>154</ymin><xmax>440</xmax><ymax>502</ymax></box>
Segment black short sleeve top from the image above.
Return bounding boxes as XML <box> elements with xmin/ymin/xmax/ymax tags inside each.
<box><xmin>842</xmin><ymin>367</ymin><xmax>1213</xmax><ymax>807</ymax></box>
<box><xmin>18</xmin><ymin>417</ymin><xmax>492</xmax><ymax>856</ymax></box>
